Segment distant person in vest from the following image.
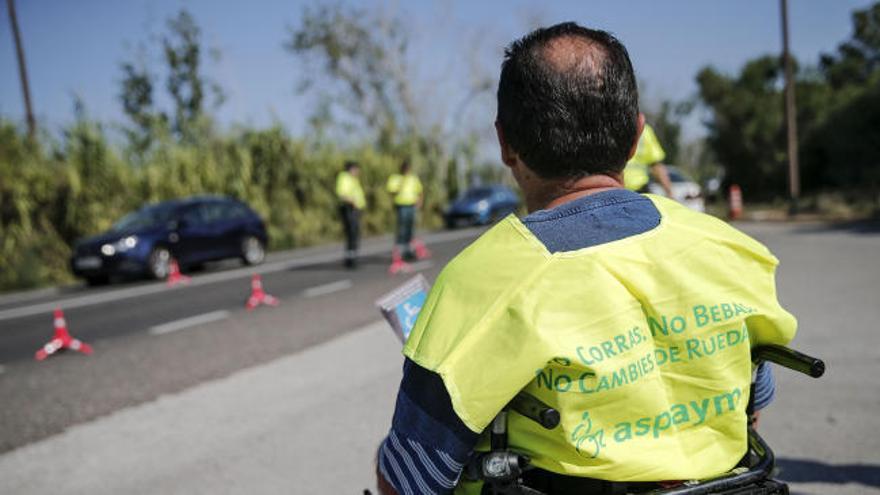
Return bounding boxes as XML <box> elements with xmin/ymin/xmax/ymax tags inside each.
<box><xmin>623</xmin><ymin>122</ymin><xmax>674</xmax><ymax>196</ymax></box>
<box><xmin>386</xmin><ymin>159</ymin><xmax>430</xmax><ymax>274</ymax></box>
<box><xmin>376</xmin><ymin>22</ymin><xmax>795</xmax><ymax>495</ymax></box>
<box><xmin>335</xmin><ymin>161</ymin><xmax>366</xmax><ymax>269</ymax></box>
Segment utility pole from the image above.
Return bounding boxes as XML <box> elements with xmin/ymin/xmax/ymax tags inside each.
<box><xmin>780</xmin><ymin>0</ymin><xmax>800</xmax><ymax>211</ymax></box>
<box><xmin>6</xmin><ymin>0</ymin><xmax>36</xmax><ymax>141</ymax></box>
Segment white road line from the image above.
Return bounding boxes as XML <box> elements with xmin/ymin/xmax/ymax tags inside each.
<box><xmin>0</xmin><ymin>227</ymin><xmax>482</xmax><ymax>323</ymax></box>
<box><xmin>0</xmin><ymin>364</ymin><xmax>6</xmax><ymax>374</ymax></box>
<box><xmin>149</xmin><ymin>310</ymin><xmax>230</xmax><ymax>336</ymax></box>
<box><xmin>0</xmin><ymin>286</ymin><xmax>61</xmax><ymax>307</ymax></box>
<box><xmin>409</xmin><ymin>260</ymin><xmax>435</xmax><ymax>272</ymax></box>
<box><xmin>303</xmin><ymin>279</ymin><xmax>353</xmax><ymax>298</ymax></box>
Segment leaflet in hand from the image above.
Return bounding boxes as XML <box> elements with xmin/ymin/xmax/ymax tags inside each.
<box><xmin>375</xmin><ymin>274</ymin><xmax>429</xmax><ymax>343</ymax></box>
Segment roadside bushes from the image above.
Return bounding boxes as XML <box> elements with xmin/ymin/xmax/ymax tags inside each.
<box><xmin>0</xmin><ymin>120</ymin><xmax>461</xmax><ymax>291</ymax></box>
<box><xmin>0</xmin><ymin>126</ymin><xmax>75</xmax><ymax>289</ymax></box>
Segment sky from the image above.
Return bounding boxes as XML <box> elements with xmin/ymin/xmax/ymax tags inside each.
<box><xmin>0</xmin><ymin>0</ymin><xmax>875</xmax><ymax>142</ymax></box>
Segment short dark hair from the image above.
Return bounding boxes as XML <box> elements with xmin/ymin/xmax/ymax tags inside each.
<box><xmin>497</xmin><ymin>22</ymin><xmax>639</xmax><ymax>179</ymax></box>
<box><xmin>400</xmin><ymin>159</ymin><xmax>411</xmax><ymax>173</ymax></box>
<box><xmin>344</xmin><ymin>160</ymin><xmax>359</xmax><ymax>171</ymax></box>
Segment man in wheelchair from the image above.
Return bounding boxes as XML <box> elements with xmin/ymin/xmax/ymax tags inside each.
<box><xmin>376</xmin><ymin>23</ymin><xmax>806</xmax><ymax>495</ymax></box>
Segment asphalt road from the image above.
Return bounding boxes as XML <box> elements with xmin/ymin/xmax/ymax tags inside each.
<box><xmin>0</xmin><ymin>220</ymin><xmax>878</xmax><ymax>494</ymax></box>
<box><xmin>0</xmin><ymin>229</ymin><xmax>477</xmax><ymax>363</ymax></box>
<box><xmin>0</xmin><ymin>228</ymin><xmax>482</xmax><ymax>452</ymax></box>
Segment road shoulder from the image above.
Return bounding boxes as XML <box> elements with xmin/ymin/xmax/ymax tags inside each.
<box><xmin>0</xmin><ymin>321</ymin><xmax>402</xmax><ymax>494</ymax></box>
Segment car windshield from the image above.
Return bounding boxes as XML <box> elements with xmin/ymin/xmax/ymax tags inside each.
<box><xmin>111</xmin><ymin>203</ymin><xmax>177</xmax><ymax>232</ymax></box>
<box><xmin>463</xmin><ymin>188</ymin><xmax>494</xmax><ymax>200</ymax></box>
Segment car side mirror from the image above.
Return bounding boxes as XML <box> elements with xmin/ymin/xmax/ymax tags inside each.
<box><xmin>169</xmin><ymin>219</ymin><xmax>186</xmax><ymax>231</ymax></box>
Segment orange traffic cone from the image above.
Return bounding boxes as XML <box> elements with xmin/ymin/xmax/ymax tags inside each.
<box><xmin>166</xmin><ymin>258</ymin><xmax>191</xmax><ymax>287</ymax></box>
<box><xmin>411</xmin><ymin>238</ymin><xmax>432</xmax><ymax>260</ymax></box>
<box><xmin>246</xmin><ymin>274</ymin><xmax>279</xmax><ymax>311</ymax></box>
<box><xmin>35</xmin><ymin>308</ymin><xmax>93</xmax><ymax>361</ymax></box>
<box><xmin>388</xmin><ymin>247</ymin><xmax>412</xmax><ymax>275</ymax></box>
<box><xmin>729</xmin><ymin>184</ymin><xmax>743</xmax><ymax>220</ymax></box>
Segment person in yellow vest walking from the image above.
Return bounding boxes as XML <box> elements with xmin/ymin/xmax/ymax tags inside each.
<box><xmin>386</xmin><ymin>159</ymin><xmax>430</xmax><ymax>274</ymax></box>
<box><xmin>623</xmin><ymin>122</ymin><xmax>674</xmax><ymax>196</ymax></box>
<box><xmin>376</xmin><ymin>23</ymin><xmax>796</xmax><ymax>495</ymax></box>
<box><xmin>335</xmin><ymin>161</ymin><xmax>366</xmax><ymax>269</ymax></box>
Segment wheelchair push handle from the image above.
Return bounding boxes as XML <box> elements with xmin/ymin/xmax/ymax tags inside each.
<box><xmin>509</xmin><ymin>393</ymin><xmax>561</xmax><ymax>430</ymax></box>
<box><xmin>508</xmin><ymin>346</ymin><xmax>823</xmax><ymax>432</ymax></box>
<box><xmin>752</xmin><ymin>344</ymin><xmax>825</xmax><ymax>378</ymax></box>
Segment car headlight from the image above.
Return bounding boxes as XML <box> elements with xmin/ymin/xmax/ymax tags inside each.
<box><xmin>476</xmin><ymin>199</ymin><xmax>490</xmax><ymax>211</ymax></box>
<box><xmin>103</xmin><ymin>236</ymin><xmax>138</xmax><ymax>256</ymax></box>
<box><xmin>118</xmin><ymin>236</ymin><xmax>138</xmax><ymax>251</ymax></box>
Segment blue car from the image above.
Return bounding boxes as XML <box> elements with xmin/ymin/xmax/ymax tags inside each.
<box><xmin>70</xmin><ymin>196</ymin><xmax>268</xmax><ymax>285</ymax></box>
<box><xmin>445</xmin><ymin>185</ymin><xmax>520</xmax><ymax>229</ymax></box>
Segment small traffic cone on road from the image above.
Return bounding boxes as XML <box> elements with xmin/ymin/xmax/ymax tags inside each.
<box><xmin>35</xmin><ymin>308</ymin><xmax>93</xmax><ymax>361</ymax></box>
<box><xmin>246</xmin><ymin>274</ymin><xmax>279</xmax><ymax>311</ymax></box>
<box><xmin>729</xmin><ymin>184</ymin><xmax>743</xmax><ymax>220</ymax></box>
<box><xmin>411</xmin><ymin>238</ymin><xmax>432</xmax><ymax>260</ymax></box>
<box><xmin>388</xmin><ymin>247</ymin><xmax>412</xmax><ymax>276</ymax></box>
<box><xmin>166</xmin><ymin>258</ymin><xmax>191</xmax><ymax>287</ymax></box>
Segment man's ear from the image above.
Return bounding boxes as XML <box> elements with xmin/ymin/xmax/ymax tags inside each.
<box><xmin>627</xmin><ymin>113</ymin><xmax>646</xmax><ymax>161</ymax></box>
<box><xmin>495</xmin><ymin>121</ymin><xmax>518</xmax><ymax>169</ymax></box>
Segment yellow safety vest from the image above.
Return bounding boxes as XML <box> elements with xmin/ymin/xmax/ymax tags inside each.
<box><xmin>403</xmin><ymin>195</ymin><xmax>797</xmax><ymax>493</ymax></box>
<box><xmin>386</xmin><ymin>173</ymin><xmax>423</xmax><ymax>206</ymax></box>
<box><xmin>336</xmin><ymin>171</ymin><xmax>366</xmax><ymax>210</ymax></box>
<box><xmin>624</xmin><ymin>124</ymin><xmax>666</xmax><ymax>191</ymax></box>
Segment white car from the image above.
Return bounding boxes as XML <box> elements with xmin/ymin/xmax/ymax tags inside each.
<box><xmin>647</xmin><ymin>165</ymin><xmax>705</xmax><ymax>212</ymax></box>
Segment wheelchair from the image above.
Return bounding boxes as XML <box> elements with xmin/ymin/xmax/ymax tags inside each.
<box><xmin>467</xmin><ymin>345</ymin><xmax>825</xmax><ymax>495</ymax></box>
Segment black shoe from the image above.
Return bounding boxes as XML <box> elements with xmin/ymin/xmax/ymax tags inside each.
<box><xmin>344</xmin><ymin>257</ymin><xmax>357</xmax><ymax>269</ymax></box>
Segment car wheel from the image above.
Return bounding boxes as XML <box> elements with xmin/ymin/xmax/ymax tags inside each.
<box><xmin>241</xmin><ymin>236</ymin><xmax>265</xmax><ymax>266</ymax></box>
<box><xmin>148</xmin><ymin>246</ymin><xmax>172</xmax><ymax>280</ymax></box>
<box><xmin>85</xmin><ymin>275</ymin><xmax>109</xmax><ymax>287</ymax></box>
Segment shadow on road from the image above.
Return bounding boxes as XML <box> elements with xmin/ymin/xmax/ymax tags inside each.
<box><xmin>778</xmin><ymin>457</ymin><xmax>880</xmax><ymax>489</ymax></box>
<box><xmin>792</xmin><ymin>218</ymin><xmax>880</xmax><ymax>235</ymax></box>
<box><xmin>288</xmin><ymin>254</ymin><xmax>390</xmax><ymax>272</ymax></box>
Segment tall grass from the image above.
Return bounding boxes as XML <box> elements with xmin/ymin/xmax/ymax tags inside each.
<box><xmin>0</xmin><ymin>119</ymin><xmax>496</xmax><ymax>291</ymax></box>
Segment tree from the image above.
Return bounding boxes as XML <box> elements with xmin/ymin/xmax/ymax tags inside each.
<box><xmin>163</xmin><ymin>9</ymin><xmax>207</xmax><ymax>140</ymax></box>
<box><xmin>804</xmin><ymin>2</ymin><xmax>880</xmax><ymax>195</ymax></box>
<box><xmin>696</xmin><ymin>3</ymin><xmax>880</xmax><ymax>198</ymax></box>
<box><xmin>801</xmin><ymin>74</ymin><xmax>880</xmax><ymax>193</ymax></box>
<box><xmin>285</xmin><ymin>3</ymin><xmax>418</xmax><ymax>149</ymax></box>
<box><xmin>119</xmin><ymin>61</ymin><xmax>165</xmax><ymax>156</ymax></box>
<box><xmin>820</xmin><ymin>3</ymin><xmax>880</xmax><ymax>90</ymax></box>
<box><xmin>696</xmin><ymin>57</ymin><xmax>789</xmax><ymax>197</ymax></box>
<box><xmin>118</xmin><ymin>9</ymin><xmax>222</xmax><ymax>151</ymax></box>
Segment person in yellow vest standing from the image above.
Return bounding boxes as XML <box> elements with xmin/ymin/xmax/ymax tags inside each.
<box><xmin>623</xmin><ymin>122</ymin><xmax>674</xmax><ymax>196</ymax></box>
<box><xmin>376</xmin><ymin>23</ymin><xmax>796</xmax><ymax>495</ymax></box>
<box><xmin>386</xmin><ymin>159</ymin><xmax>430</xmax><ymax>274</ymax></box>
<box><xmin>335</xmin><ymin>161</ymin><xmax>366</xmax><ymax>269</ymax></box>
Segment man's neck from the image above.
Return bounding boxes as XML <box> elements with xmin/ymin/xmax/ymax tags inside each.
<box><xmin>526</xmin><ymin>174</ymin><xmax>624</xmax><ymax>213</ymax></box>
